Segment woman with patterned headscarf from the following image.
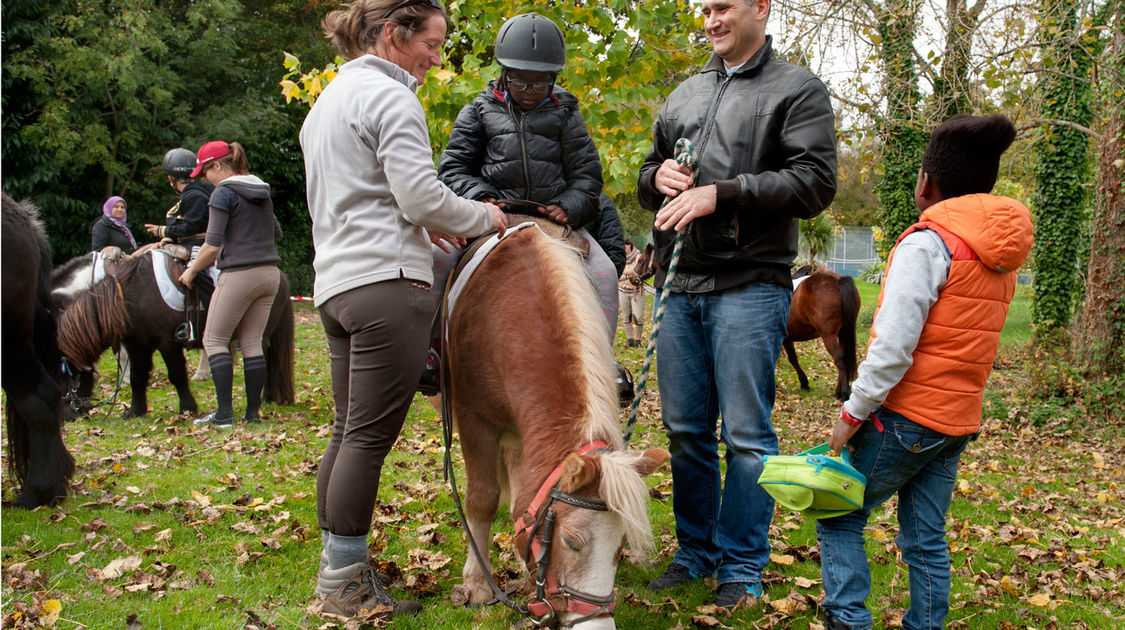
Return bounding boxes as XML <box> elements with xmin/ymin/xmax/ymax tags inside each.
<box><xmin>91</xmin><ymin>195</ymin><xmax>137</xmax><ymax>254</ymax></box>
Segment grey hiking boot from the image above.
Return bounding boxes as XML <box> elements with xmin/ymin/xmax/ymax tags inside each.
<box><xmin>322</xmin><ymin>564</ymin><xmax>421</xmax><ymax>618</ymax></box>
<box><xmin>646</xmin><ymin>563</ymin><xmax>698</xmax><ymax>591</ymax></box>
<box><xmin>713</xmin><ymin>581</ymin><xmax>763</xmax><ymax>610</ymax></box>
<box><xmin>317</xmin><ymin>558</ymin><xmax>391</xmax><ymax>596</ymax></box>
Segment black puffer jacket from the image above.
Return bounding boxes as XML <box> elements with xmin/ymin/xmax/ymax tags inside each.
<box><xmin>163</xmin><ymin>181</ymin><xmax>214</xmax><ymax>245</ymax></box>
<box><xmin>638</xmin><ymin>37</ymin><xmax>837</xmax><ymax>292</ymax></box>
<box><xmin>588</xmin><ymin>193</ymin><xmax>627</xmax><ymax>276</ymax></box>
<box><xmin>438</xmin><ymin>82</ymin><xmax>603</xmax><ymax>229</ymax></box>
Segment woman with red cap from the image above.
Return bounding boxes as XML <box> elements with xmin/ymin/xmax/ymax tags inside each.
<box><xmin>179</xmin><ymin>140</ymin><xmax>282</xmax><ymax>429</ymax></box>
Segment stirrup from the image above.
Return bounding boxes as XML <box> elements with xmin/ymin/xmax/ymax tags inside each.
<box><xmin>174</xmin><ymin>321</ymin><xmax>194</xmax><ymax>343</ymax></box>
<box><xmin>416</xmin><ymin>348</ymin><xmax>441</xmax><ymax>396</ymax></box>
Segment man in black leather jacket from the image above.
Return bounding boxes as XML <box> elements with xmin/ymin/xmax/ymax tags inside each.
<box><xmin>637</xmin><ymin>0</ymin><xmax>837</xmax><ymax>611</ymax></box>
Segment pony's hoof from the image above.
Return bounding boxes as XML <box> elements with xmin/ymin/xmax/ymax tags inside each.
<box><xmin>12</xmin><ymin>486</ymin><xmax>64</xmax><ymax>509</ymax></box>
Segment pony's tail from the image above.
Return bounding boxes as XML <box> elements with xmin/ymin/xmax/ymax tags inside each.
<box><xmin>837</xmin><ymin>276</ymin><xmax>861</xmax><ymax>381</ymax></box>
<box><xmin>57</xmin><ymin>277</ymin><xmax>129</xmax><ymax>369</ymax></box>
<box><xmin>264</xmin><ymin>273</ymin><xmax>295</xmax><ymax>405</ymax></box>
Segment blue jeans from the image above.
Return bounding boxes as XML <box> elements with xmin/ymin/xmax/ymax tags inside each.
<box><xmin>656</xmin><ymin>282</ymin><xmax>790</xmax><ymax>584</ymax></box>
<box><xmin>816</xmin><ymin>407</ymin><xmax>974</xmax><ymax>630</ymax></box>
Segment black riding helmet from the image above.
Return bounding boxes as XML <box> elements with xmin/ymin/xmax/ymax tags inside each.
<box><xmin>161</xmin><ymin>148</ymin><xmax>197</xmax><ymax>182</ymax></box>
<box><xmin>494</xmin><ymin>13</ymin><xmax>566</xmax><ymax>73</ymax></box>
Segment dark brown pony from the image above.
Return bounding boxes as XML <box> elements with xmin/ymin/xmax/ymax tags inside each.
<box><xmin>783</xmin><ymin>268</ymin><xmax>861</xmax><ymax>401</ymax></box>
<box><xmin>2</xmin><ymin>194</ymin><xmax>75</xmax><ymax>508</ymax></box>
<box><xmin>634</xmin><ymin>243</ymin><xmax>656</xmax><ymax>283</ymax></box>
<box><xmin>446</xmin><ymin>223</ymin><xmax>667</xmax><ymax>629</ymax></box>
<box><xmin>55</xmin><ymin>251</ymin><xmax>295</xmax><ymax>418</ymax></box>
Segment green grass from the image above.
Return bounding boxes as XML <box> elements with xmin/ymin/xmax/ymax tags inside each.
<box><xmin>4</xmin><ymin>290</ymin><xmax>1123</xmax><ymax>629</ymax></box>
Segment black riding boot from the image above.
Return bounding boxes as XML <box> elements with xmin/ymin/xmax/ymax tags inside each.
<box><xmin>195</xmin><ymin>352</ymin><xmax>235</xmax><ymax>427</ymax></box>
<box><xmin>243</xmin><ymin>355</ymin><xmax>266</xmax><ymax>423</ymax></box>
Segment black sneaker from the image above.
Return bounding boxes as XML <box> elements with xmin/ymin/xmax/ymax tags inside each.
<box><xmin>646</xmin><ymin>563</ymin><xmax>697</xmax><ymax>591</ymax></box>
<box><xmin>713</xmin><ymin>581</ymin><xmax>763</xmax><ymax>610</ymax></box>
<box><xmin>615</xmin><ymin>362</ymin><xmax>634</xmax><ymax>407</ymax></box>
<box><xmin>416</xmin><ymin>348</ymin><xmax>441</xmax><ymax>396</ymax></box>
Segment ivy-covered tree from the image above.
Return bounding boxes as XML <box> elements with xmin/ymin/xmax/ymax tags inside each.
<box><xmin>1031</xmin><ymin>0</ymin><xmax>1096</xmax><ymax>332</ymax></box>
<box><xmin>1079</xmin><ymin>0</ymin><xmax>1125</xmax><ymax>374</ymax></box>
<box><xmin>871</xmin><ymin>0</ymin><xmax>929</xmax><ymax>257</ymax></box>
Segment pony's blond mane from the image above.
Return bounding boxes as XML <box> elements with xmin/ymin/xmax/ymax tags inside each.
<box><xmin>531</xmin><ymin>228</ymin><xmax>623</xmax><ymax>450</ymax></box>
<box><xmin>599</xmin><ymin>450</ymin><xmax>656</xmax><ymax>555</ymax></box>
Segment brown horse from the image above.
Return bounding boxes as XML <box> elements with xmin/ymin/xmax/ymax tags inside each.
<box><xmin>446</xmin><ymin>223</ymin><xmax>668</xmax><ymax>629</ymax></box>
<box><xmin>2</xmin><ymin>194</ymin><xmax>75</xmax><ymax>508</ymax></box>
<box><xmin>54</xmin><ymin>250</ymin><xmax>295</xmax><ymax>418</ymax></box>
<box><xmin>783</xmin><ymin>268</ymin><xmax>861</xmax><ymax>401</ymax></box>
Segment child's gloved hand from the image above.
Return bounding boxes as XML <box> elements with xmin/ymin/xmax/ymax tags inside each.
<box><xmin>544</xmin><ymin>204</ymin><xmax>568</xmax><ymax>224</ymax></box>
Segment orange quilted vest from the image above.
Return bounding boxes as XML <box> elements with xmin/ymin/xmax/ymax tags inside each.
<box><xmin>872</xmin><ymin>194</ymin><xmax>1033</xmax><ymax>435</ymax></box>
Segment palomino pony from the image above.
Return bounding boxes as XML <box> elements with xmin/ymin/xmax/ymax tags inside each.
<box><xmin>54</xmin><ymin>249</ymin><xmax>295</xmax><ymax>418</ymax></box>
<box><xmin>2</xmin><ymin>194</ymin><xmax>75</xmax><ymax>508</ymax></box>
<box><xmin>445</xmin><ymin>222</ymin><xmax>668</xmax><ymax>629</ymax></box>
<box><xmin>783</xmin><ymin>268</ymin><xmax>861</xmax><ymax>401</ymax></box>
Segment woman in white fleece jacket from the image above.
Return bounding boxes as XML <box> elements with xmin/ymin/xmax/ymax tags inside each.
<box><xmin>299</xmin><ymin>0</ymin><xmax>507</xmax><ymax>619</ymax></box>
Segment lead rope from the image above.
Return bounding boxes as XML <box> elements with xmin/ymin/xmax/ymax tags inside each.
<box><xmin>623</xmin><ymin>138</ymin><xmax>697</xmax><ymax>445</ymax></box>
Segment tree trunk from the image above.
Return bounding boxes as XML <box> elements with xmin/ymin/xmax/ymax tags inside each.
<box><xmin>1078</xmin><ymin>0</ymin><xmax>1125</xmax><ymax>373</ymax></box>
<box><xmin>929</xmin><ymin>0</ymin><xmax>979</xmax><ymax>121</ymax></box>
<box><xmin>1031</xmin><ymin>0</ymin><xmax>1094</xmax><ymax>333</ymax></box>
<box><xmin>873</xmin><ymin>0</ymin><xmax>927</xmax><ymax>258</ymax></box>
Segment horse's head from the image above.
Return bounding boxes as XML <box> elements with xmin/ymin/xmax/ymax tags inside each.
<box><xmin>516</xmin><ymin>447</ymin><xmax>669</xmax><ymax>629</ymax></box>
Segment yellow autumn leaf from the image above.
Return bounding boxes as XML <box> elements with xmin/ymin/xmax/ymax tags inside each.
<box><xmin>191</xmin><ymin>490</ymin><xmax>212</xmax><ymax>507</ymax></box>
<box><xmin>430</xmin><ymin>68</ymin><xmax>455</xmax><ymax>82</ymax></box>
<box><xmin>769</xmin><ymin>552</ymin><xmax>795</xmax><ymax>566</ymax></box>
<box><xmin>1092</xmin><ymin>451</ymin><xmax>1105</xmax><ymax>467</ymax></box>
<box><xmin>1027</xmin><ymin>592</ymin><xmax>1051</xmax><ymax>607</ymax></box>
<box><xmin>40</xmin><ymin>599</ymin><xmax>62</xmax><ymax>625</ymax></box>
<box><xmin>999</xmin><ymin>575</ymin><xmax>1020</xmax><ymax>597</ymax></box>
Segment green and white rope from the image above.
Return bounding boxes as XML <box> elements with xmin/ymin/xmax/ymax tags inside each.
<box><xmin>623</xmin><ymin>138</ymin><xmax>697</xmax><ymax>444</ymax></box>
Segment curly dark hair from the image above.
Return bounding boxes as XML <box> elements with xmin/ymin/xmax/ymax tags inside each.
<box><xmin>922</xmin><ymin>114</ymin><xmax>1016</xmax><ymax>199</ymax></box>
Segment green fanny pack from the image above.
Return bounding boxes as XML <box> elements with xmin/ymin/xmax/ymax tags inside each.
<box><xmin>757</xmin><ymin>443</ymin><xmax>867</xmax><ymax>519</ymax></box>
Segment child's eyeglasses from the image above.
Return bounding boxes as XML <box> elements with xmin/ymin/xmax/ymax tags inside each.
<box><xmin>507</xmin><ymin>79</ymin><xmax>552</xmax><ymax>94</ymax></box>
<box><xmin>382</xmin><ymin>0</ymin><xmax>442</xmax><ymax>19</ymax></box>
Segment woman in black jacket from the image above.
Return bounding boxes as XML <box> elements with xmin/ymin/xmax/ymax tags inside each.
<box><xmin>91</xmin><ymin>195</ymin><xmax>137</xmax><ymax>254</ymax></box>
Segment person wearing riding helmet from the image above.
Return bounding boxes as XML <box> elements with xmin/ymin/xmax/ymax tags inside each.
<box><xmin>148</xmin><ymin>147</ymin><xmax>218</xmax><ymax>316</ymax></box>
<box><xmin>434</xmin><ymin>13</ymin><xmax>633</xmax><ymax>401</ymax></box>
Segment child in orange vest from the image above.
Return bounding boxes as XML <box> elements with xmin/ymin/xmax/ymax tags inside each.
<box><xmin>817</xmin><ymin>114</ymin><xmax>1034</xmax><ymax>630</ymax></box>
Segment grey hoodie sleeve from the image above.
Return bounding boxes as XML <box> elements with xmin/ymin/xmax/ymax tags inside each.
<box><xmin>844</xmin><ymin>229</ymin><xmax>951</xmax><ymax>419</ymax></box>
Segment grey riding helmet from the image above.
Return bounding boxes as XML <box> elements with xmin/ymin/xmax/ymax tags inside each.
<box><xmin>494</xmin><ymin>13</ymin><xmax>566</xmax><ymax>72</ymax></box>
<box><xmin>161</xmin><ymin>148</ymin><xmax>197</xmax><ymax>182</ymax></box>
